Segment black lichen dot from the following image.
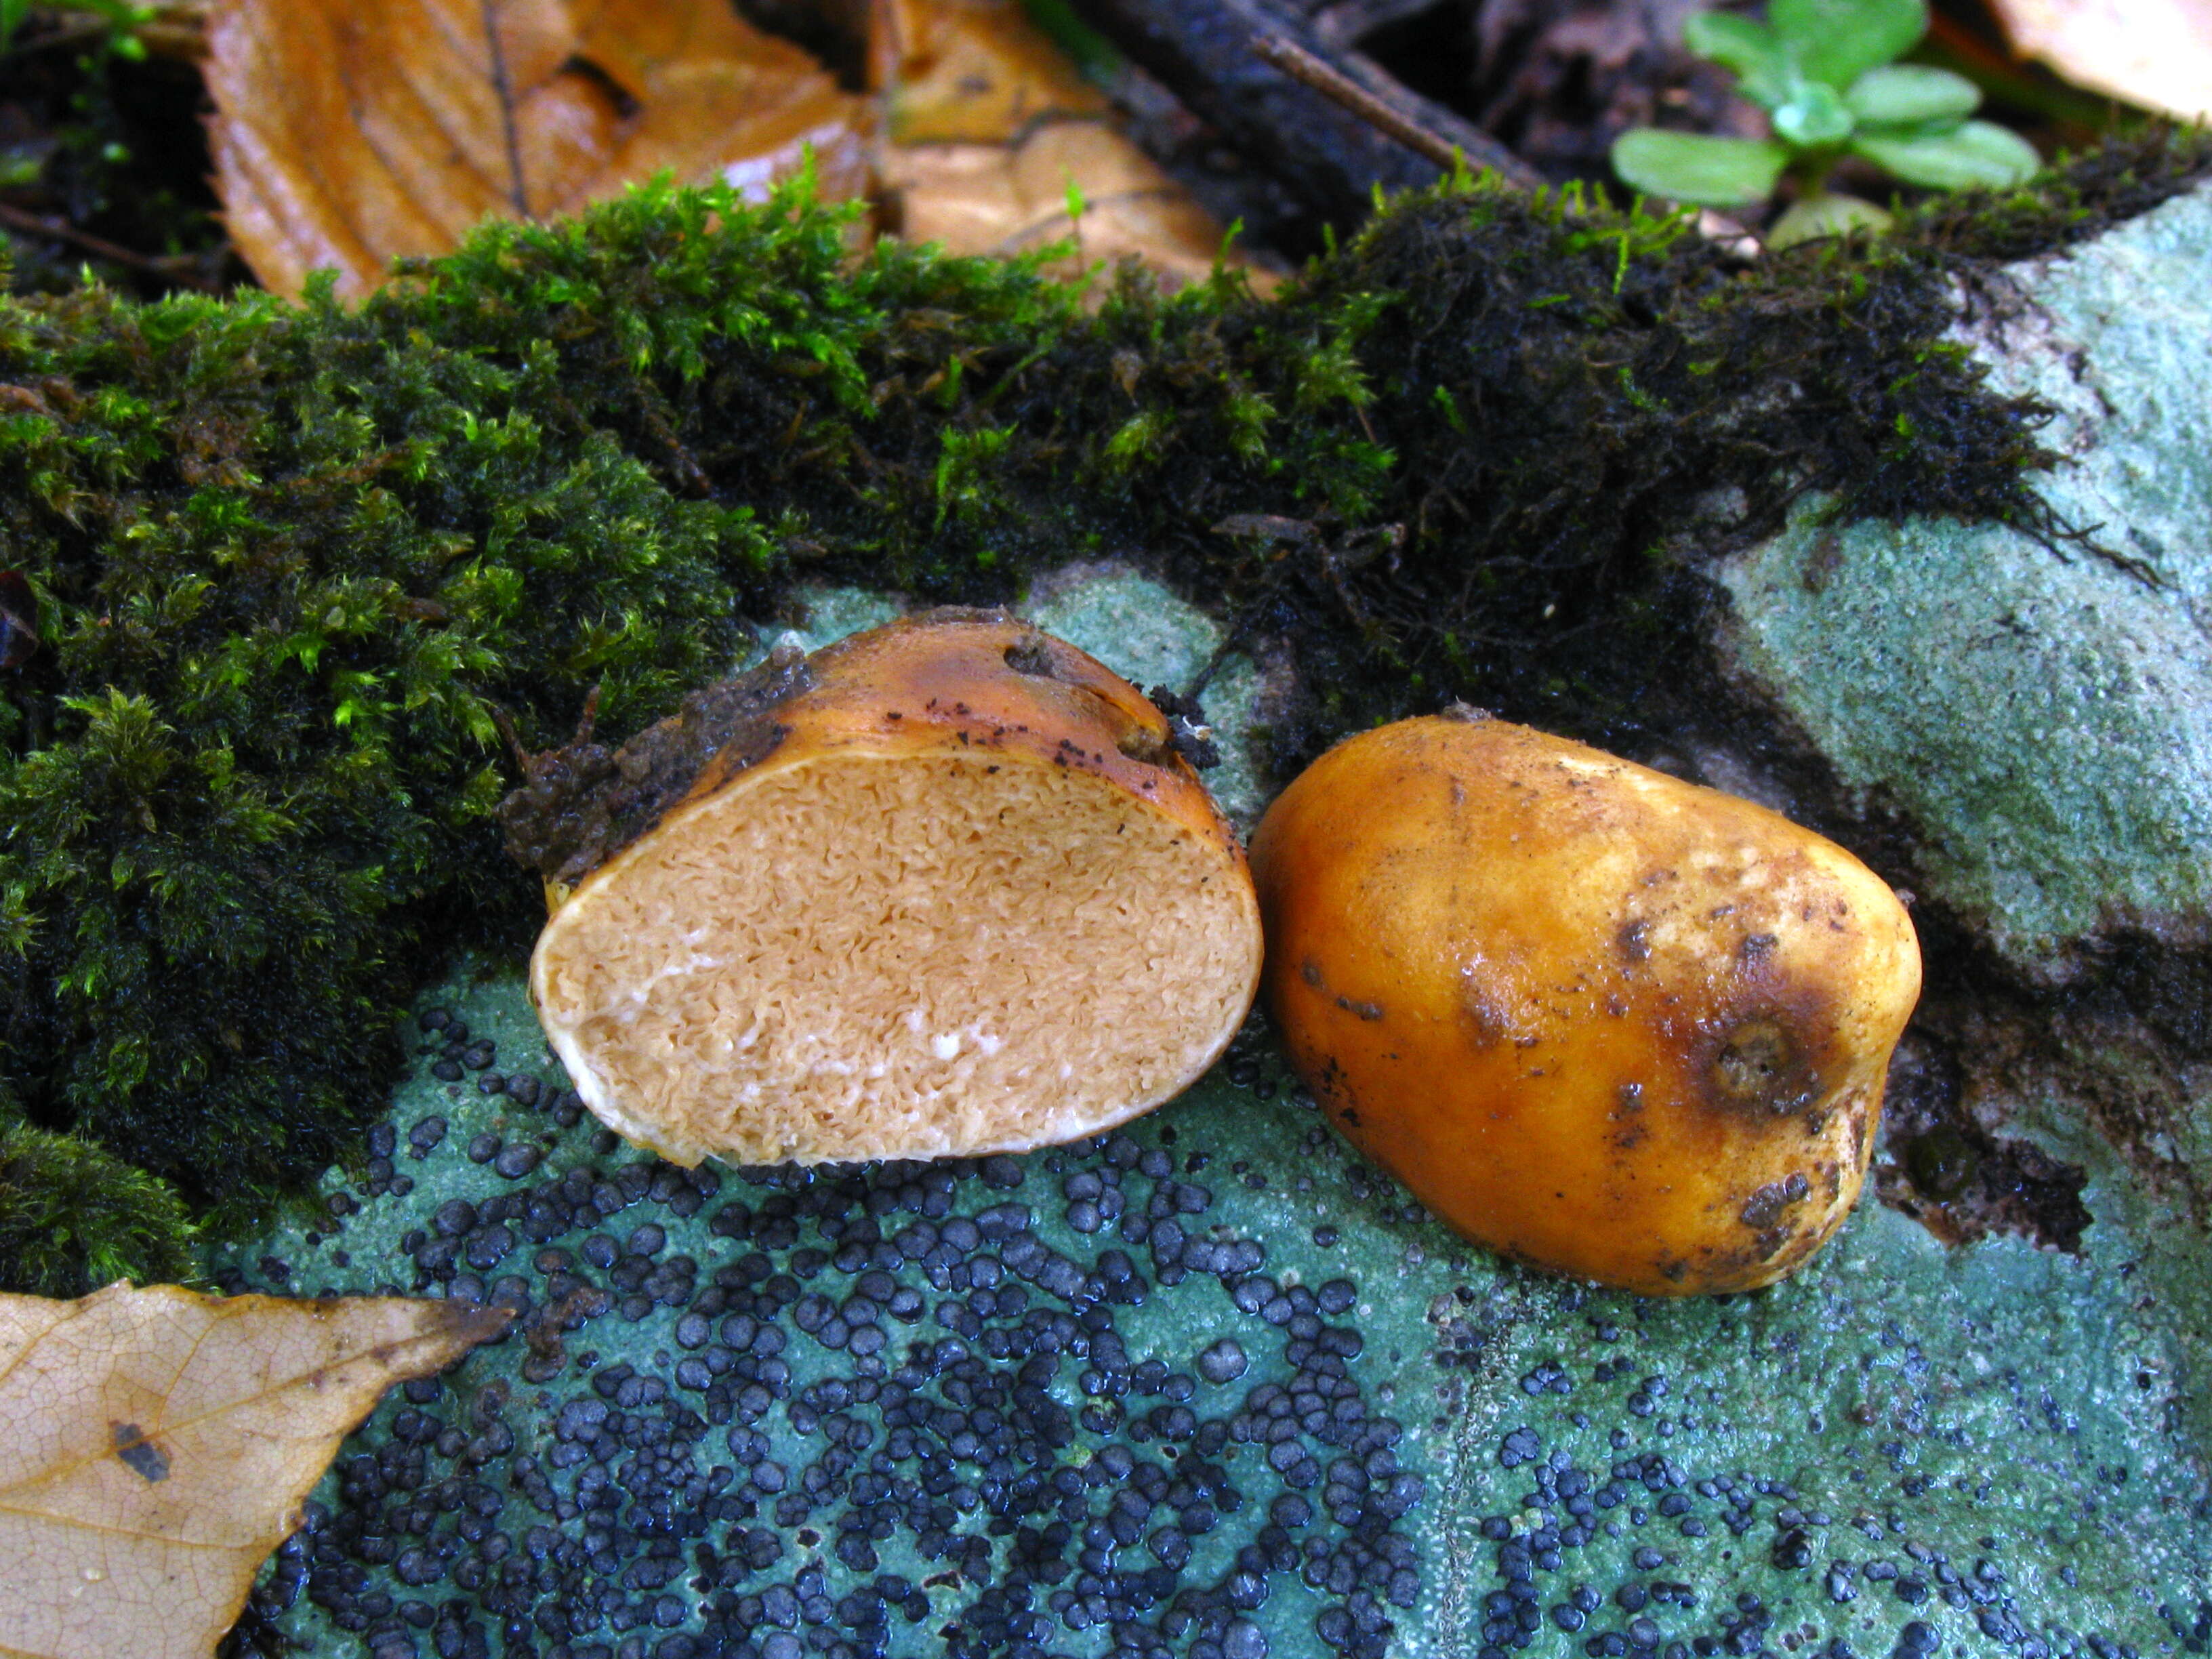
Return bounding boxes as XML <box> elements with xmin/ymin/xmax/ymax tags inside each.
<box><xmin>1199</xmin><ymin>1338</ymin><xmax>1250</xmax><ymax>1385</ymax></box>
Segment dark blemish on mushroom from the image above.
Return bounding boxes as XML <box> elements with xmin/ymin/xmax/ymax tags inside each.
<box><xmin>112</xmin><ymin>1422</ymin><xmax>170</xmax><ymax>1482</ymax></box>
<box><xmin>1002</xmin><ymin>636</ymin><xmax>1056</xmax><ymax>676</ymax></box>
<box><xmin>1114</xmin><ymin>724</ymin><xmax>1176</xmax><ymax>767</ymax></box>
<box><xmin>1708</xmin><ymin>1019</ymin><xmax>1821</xmax><ymax>1115</ymax></box>
<box><xmin>1460</xmin><ymin>980</ymin><xmax>1518</xmax><ymax>1048</ymax></box>
<box><xmin>1739</xmin><ymin>933</ymin><xmax>1778</xmax><ymax>964</ymax></box>
<box><xmin>1740</xmin><ymin>1171</ymin><xmax>1812</xmax><ymax>1233</ymax></box>
<box><xmin>1300</xmin><ymin>958</ymin><xmax>1325</xmax><ymax>989</ymax></box>
<box><xmin>1336</xmin><ymin>996</ymin><xmax>1385</xmax><ymax>1021</ymax></box>
<box><xmin>1616</xmin><ymin>920</ymin><xmax>1651</xmax><ymax>963</ymax></box>
<box><xmin>1610</xmin><ymin>1082</ymin><xmax>1647</xmax><ymax>1149</ymax></box>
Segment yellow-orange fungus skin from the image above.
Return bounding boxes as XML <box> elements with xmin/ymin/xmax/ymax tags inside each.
<box><xmin>1250</xmin><ymin>713</ymin><xmax>1921</xmax><ymax>1296</ymax></box>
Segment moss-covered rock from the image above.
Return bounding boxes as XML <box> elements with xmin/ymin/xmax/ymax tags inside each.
<box><xmin>1717</xmin><ymin>178</ymin><xmax>2212</xmax><ymax>981</ymax></box>
<box><xmin>3</xmin><ymin>134</ymin><xmax>2210</xmax><ymax>1286</ymax></box>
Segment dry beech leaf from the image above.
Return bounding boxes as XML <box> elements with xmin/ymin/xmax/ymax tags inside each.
<box><xmin>869</xmin><ymin>0</ymin><xmax>1269</xmax><ymax>291</ymax></box>
<box><xmin>873</xmin><ymin>0</ymin><xmax>1107</xmax><ymax>144</ymax></box>
<box><xmin>206</xmin><ymin>0</ymin><xmax>869</xmax><ymax>298</ymax></box>
<box><xmin>885</xmin><ymin>122</ymin><xmax>1250</xmax><ymax>291</ymax></box>
<box><xmin>1987</xmin><ymin>0</ymin><xmax>2212</xmax><ymax>119</ymax></box>
<box><xmin>0</xmin><ymin>1282</ymin><xmax>510</xmax><ymax>1659</ymax></box>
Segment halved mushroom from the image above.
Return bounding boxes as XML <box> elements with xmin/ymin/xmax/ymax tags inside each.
<box><xmin>500</xmin><ymin>609</ymin><xmax>1261</xmax><ymax>1166</ymax></box>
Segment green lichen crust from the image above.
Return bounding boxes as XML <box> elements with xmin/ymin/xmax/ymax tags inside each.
<box><xmin>208</xmin><ymin>575</ymin><xmax>2210</xmax><ymax>1659</ymax></box>
<box><xmin>1716</xmin><ymin>179</ymin><xmax>2212</xmax><ymax>982</ymax></box>
<box><xmin>213</xmin><ymin>963</ymin><xmax>2209</xmax><ymax>1659</ymax></box>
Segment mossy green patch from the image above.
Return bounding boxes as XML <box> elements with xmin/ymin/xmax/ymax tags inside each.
<box><xmin>4</xmin><ymin>133</ymin><xmax>2210</xmax><ymax>1288</ymax></box>
<box><xmin>0</xmin><ymin>1120</ymin><xmax>195</xmax><ymax>1294</ymax></box>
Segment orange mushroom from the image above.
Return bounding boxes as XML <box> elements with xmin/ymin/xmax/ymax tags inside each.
<box><xmin>502</xmin><ymin>609</ymin><xmax>1261</xmax><ymax>1166</ymax></box>
<box><xmin>1250</xmin><ymin>709</ymin><xmax>1921</xmax><ymax>1294</ymax></box>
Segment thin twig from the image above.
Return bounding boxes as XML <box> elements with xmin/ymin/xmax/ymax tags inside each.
<box><xmin>0</xmin><ymin>200</ymin><xmax>226</xmax><ymax>291</ymax></box>
<box><xmin>478</xmin><ymin>0</ymin><xmax>530</xmax><ymax>217</ymax></box>
<box><xmin>1250</xmin><ymin>35</ymin><xmax>1465</xmax><ymax>176</ymax></box>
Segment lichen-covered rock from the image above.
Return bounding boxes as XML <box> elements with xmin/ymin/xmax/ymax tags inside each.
<box><xmin>1711</xmin><ymin>178</ymin><xmax>2212</xmax><ymax>1549</ymax></box>
<box><xmin>211</xmin><ymin>569</ymin><xmax>2209</xmax><ymax>1659</ymax></box>
<box><xmin>1715</xmin><ymin>181</ymin><xmax>2212</xmax><ymax>985</ymax></box>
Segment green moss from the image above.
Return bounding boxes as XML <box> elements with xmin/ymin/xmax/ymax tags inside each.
<box><xmin>0</xmin><ymin>1120</ymin><xmax>195</xmax><ymax>1296</ymax></box>
<box><xmin>1902</xmin><ymin>121</ymin><xmax>2212</xmax><ymax>261</ymax></box>
<box><xmin>0</xmin><ymin>142</ymin><xmax>2200</xmax><ymax>1284</ymax></box>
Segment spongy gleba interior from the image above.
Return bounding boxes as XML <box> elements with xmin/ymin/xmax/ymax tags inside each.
<box><xmin>533</xmin><ymin>747</ymin><xmax>1257</xmax><ymax>1165</ymax></box>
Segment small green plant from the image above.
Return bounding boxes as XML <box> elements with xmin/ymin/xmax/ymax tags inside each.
<box><xmin>1</xmin><ymin>0</ymin><xmax>157</xmax><ymax>59</ymax></box>
<box><xmin>1612</xmin><ymin>0</ymin><xmax>2040</xmax><ymax>247</ymax></box>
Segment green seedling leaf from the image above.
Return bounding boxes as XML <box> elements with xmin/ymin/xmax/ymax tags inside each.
<box><xmin>1683</xmin><ymin>12</ymin><xmax>1792</xmax><ymax>106</ymax></box>
<box><xmin>1851</xmin><ymin>118</ymin><xmax>2041</xmax><ymax>188</ymax></box>
<box><xmin>1771</xmin><ymin>81</ymin><xmax>1856</xmax><ymax>148</ymax></box>
<box><xmin>1767</xmin><ymin>190</ymin><xmax>1893</xmax><ymax>248</ymax></box>
<box><xmin>1770</xmin><ymin>0</ymin><xmax>1928</xmax><ymax>93</ymax></box>
<box><xmin>1845</xmin><ymin>63</ymin><xmax>1981</xmax><ymax>125</ymax></box>
<box><xmin>1612</xmin><ymin>131</ymin><xmax>1790</xmax><ymax>207</ymax></box>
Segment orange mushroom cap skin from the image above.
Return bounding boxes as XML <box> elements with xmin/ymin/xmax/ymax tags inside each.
<box><xmin>674</xmin><ymin>613</ymin><xmax>1243</xmax><ymax>871</ymax></box>
<box><xmin>1249</xmin><ymin>712</ymin><xmax>1922</xmax><ymax>1296</ymax></box>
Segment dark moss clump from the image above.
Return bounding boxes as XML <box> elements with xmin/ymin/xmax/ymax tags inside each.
<box><xmin>1903</xmin><ymin>122</ymin><xmax>2212</xmax><ymax>263</ymax></box>
<box><xmin>0</xmin><ymin>143</ymin><xmax>2191</xmax><ymax>1284</ymax></box>
<box><xmin>0</xmin><ymin>1120</ymin><xmax>196</xmax><ymax>1294</ymax></box>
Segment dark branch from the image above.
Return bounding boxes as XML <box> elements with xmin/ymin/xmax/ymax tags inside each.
<box><xmin>1071</xmin><ymin>0</ymin><xmax>1538</xmax><ymax>232</ymax></box>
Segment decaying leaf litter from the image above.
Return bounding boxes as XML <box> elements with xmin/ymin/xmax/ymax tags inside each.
<box><xmin>201</xmin><ymin>0</ymin><xmax>1258</xmax><ymax>299</ymax></box>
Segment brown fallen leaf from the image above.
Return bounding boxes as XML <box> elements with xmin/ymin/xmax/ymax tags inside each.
<box><xmin>871</xmin><ymin>0</ymin><xmax>1269</xmax><ymax>291</ymax></box>
<box><xmin>1986</xmin><ymin>0</ymin><xmax>2212</xmax><ymax>119</ymax></box>
<box><xmin>874</xmin><ymin>0</ymin><xmax>1108</xmax><ymax>144</ymax></box>
<box><xmin>205</xmin><ymin>0</ymin><xmax>870</xmax><ymax>298</ymax></box>
<box><xmin>0</xmin><ymin>1282</ymin><xmax>510</xmax><ymax>1659</ymax></box>
<box><xmin>884</xmin><ymin>120</ymin><xmax>1248</xmax><ymax>290</ymax></box>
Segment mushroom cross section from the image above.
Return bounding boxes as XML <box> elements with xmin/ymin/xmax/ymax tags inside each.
<box><xmin>508</xmin><ymin>609</ymin><xmax>1263</xmax><ymax>1166</ymax></box>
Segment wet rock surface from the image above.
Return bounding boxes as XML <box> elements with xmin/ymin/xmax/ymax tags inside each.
<box><xmin>214</xmin><ymin>565</ymin><xmax>2209</xmax><ymax>1658</ymax></box>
